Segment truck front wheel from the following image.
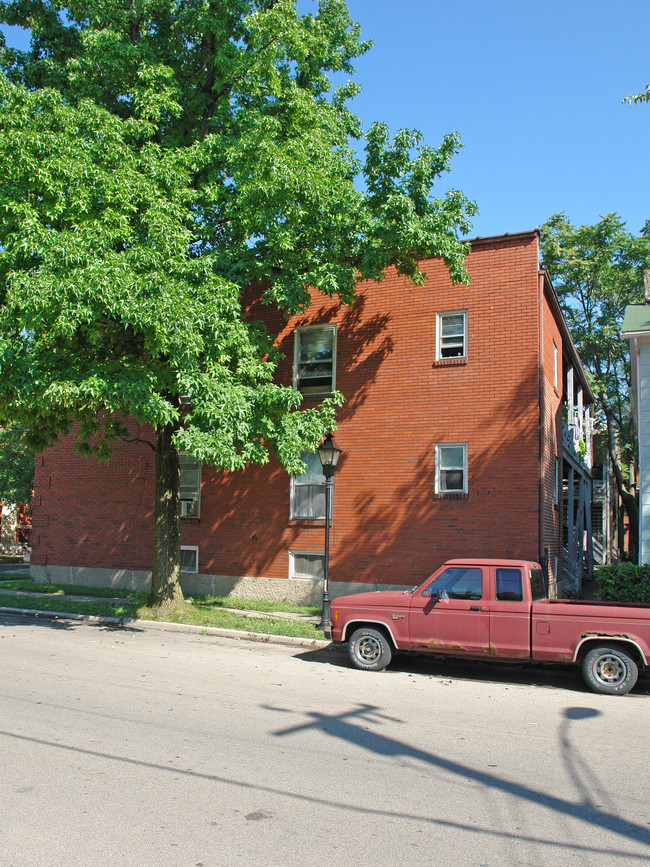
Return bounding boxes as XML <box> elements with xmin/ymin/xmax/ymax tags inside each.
<box><xmin>348</xmin><ymin>627</ymin><xmax>392</xmax><ymax>671</ymax></box>
<box><xmin>581</xmin><ymin>644</ymin><xmax>639</xmax><ymax>695</ymax></box>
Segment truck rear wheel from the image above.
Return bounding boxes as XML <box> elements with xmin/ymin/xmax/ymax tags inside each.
<box><xmin>581</xmin><ymin>644</ymin><xmax>638</xmax><ymax>695</ymax></box>
<box><xmin>348</xmin><ymin>627</ymin><xmax>392</xmax><ymax>671</ymax></box>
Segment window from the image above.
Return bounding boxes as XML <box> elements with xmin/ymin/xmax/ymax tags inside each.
<box><xmin>530</xmin><ymin>568</ymin><xmax>547</xmax><ymax>601</ymax></box>
<box><xmin>435</xmin><ymin>443</ymin><xmax>468</xmax><ymax>494</ymax></box>
<box><xmin>422</xmin><ymin>567</ymin><xmax>482</xmax><ymax>600</ymax></box>
<box><xmin>495</xmin><ymin>568</ymin><xmax>523</xmax><ymax>601</ymax></box>
<box><xmin>179</xmin><ymin>453</ymin><xmax>201</xmax><ymax>517</ymax></box>
<box><xmin>290</xmin><ymin>550</ymin><xmax>325</xmax><ymax>581</ymax></box>
<box><xmin>180</xmin><ymin>546</ymin><xmax>198</xmax><ymax>573</ymax></box>
<box><xmin>437</xmin><ymin>311</ymin><xmax>467</xmax><ymax>359</ymax></box>
<box><xmin>294</xmin><ymin>325</ymin><xmax>336</xmax><ymax>395</ymax></box>
<box><xmin>291</xmin><ymin>451</ymin><xmax>330</xmax><ymax>519</ymax></box>
<box><xmin>553</xmin><ymin>341</ymin><xmax>558</xmax><ymax>389</ymax></box>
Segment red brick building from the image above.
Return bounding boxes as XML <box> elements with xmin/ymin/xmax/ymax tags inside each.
<box><xmin>30</xmin><ymin>231</ymin><xmax>593</xmax><ymax>602</ymax></box>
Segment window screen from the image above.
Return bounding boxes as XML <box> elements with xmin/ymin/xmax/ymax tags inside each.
<box><xmin>291</xmin><ymin>552</ymin><xmax>325</xmax><ymax>581</ymax></box>
<box><xmin>180</xmin><ymin>546</ymin><xmax>198</xmax><ymax>573</ymax></box>
<box><xmin>438</xmin><ymin>311</ymin><xmax>467</xmax><ymax>359</ymax></box>
<box><xmin>291</xmin><ymin>451</ymin><xmax>328</xmax><ymax>519</ymax></box>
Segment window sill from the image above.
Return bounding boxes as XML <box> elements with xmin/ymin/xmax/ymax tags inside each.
<box><xmin>432</xmin><ymin>357</ymin><xmax>468</xmax><ymax>367</ymax></box>
<box><xmin>299</xmin><ymin>393</ymin><xmax>333</xmax><ymax>402</ymax></box>
<box><xmin>180</xmin><ymin>516</ymin><xmax>201</xmax><ymax>522</ymax></box>
<box><xmin>434</xmin><ymin>493</ymin><xmax>469</xmax><ymax>500</ymax></box>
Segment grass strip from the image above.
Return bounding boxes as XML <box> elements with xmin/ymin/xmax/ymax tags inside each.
<box><xmin>0</xmin><ymin>577</ymin><xmax>321</xmax><ymax>615</ymax></box>
<box><xmin>136</xmin><ymin>604</ymin><xmax>325</xmax><ymax>639</ymax></box>
<box><xmin>0</xmin><ymin>591</ymin><xmax>325</xmax><ymax>640</ymax></box>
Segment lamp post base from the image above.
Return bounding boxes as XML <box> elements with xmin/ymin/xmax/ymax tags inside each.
<box><xmin>318</xmin><ymin>598</ymin><xmax>332</xmax><ymax>636</ymax></box>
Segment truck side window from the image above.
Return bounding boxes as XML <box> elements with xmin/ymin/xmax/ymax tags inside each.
<box><xmin>495</xmin><ymin>568</ymin><xmax>523</xmax><ymax>601</ymax></box>
<box><xmin>422</xmin><ymin>567</ymin><xmax>482</xmax><ymax>600</ymax></box>
<box><xmin>529</xmin><ymin>568</ymin><xmax>547</xmax><ymax>601</ymax></box>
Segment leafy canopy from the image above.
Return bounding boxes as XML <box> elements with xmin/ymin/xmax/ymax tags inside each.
<box><xmin>0</xmin><ymin>423</ymin><xmax>34</xmax><ymax>505</ymax></box>
<box><xmin>540</xmin><ymin>213</ymin><xmax>650</xmax><ymax>536</ymax></box>
<box><xmin>0</xmin><ymin>0</ymin><xmax>476</xmax><ymax>475</ymax></box>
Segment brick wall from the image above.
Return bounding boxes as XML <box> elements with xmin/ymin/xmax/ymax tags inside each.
<box><xmin>32</xmin><ymin>231</ymin><xmax>558</xmax><ymax>588</ymax></box>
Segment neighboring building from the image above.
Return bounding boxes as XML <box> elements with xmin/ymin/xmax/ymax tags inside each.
<box><xmin>591</xmin><ymin>460</ymin><xmax>630</xmax><ymax>566</ymax></box>
<box><xmin>622</xmin><ymin>290</ymin><xmax>650</xmax><ymax>563</ymax></box>
<box><xmin>30</xmin><ymin>231</ymin><xmax>594</xmax><ymax>601</ymax></box>
<box><xmin>0</xmin><ymin>501</ymin><xmax>31</xmax><ymax>554</ymax></box>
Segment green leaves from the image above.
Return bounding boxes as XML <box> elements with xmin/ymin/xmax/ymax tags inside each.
<box><xmin>0</xmin><ymin>0</ymin><xmax>475</xmax><ymax>474</ymax></box>
<box><xmin>623</xmin><ymin>84</ymin><xmax>650</xmax><ymax>106</ymax></box>
<box><xmin>0</xmin><ymin>423</ymin><xmax>34</xmax><ymax>505</ymax></box>
<box><xmin>540</xmin><ymin>213</ymin><xmax>650</xmax><ymax>549</ymax></box>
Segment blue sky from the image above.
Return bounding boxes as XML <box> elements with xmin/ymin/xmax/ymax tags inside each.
<box><xmin>342</xmin><ymin>0</ymin><xmax>650</xmax><ymax>239</ymax></box>
<box><xmin>3</xmin><ymin>1</ymin><xmax>650</xmax><ymax>239</ymax></box>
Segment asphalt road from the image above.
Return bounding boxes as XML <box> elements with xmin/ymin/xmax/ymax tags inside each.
<box><xmin>1</xmin><ymin>613</ymin><xmax>649</xmax><ymax>867</ymax></box>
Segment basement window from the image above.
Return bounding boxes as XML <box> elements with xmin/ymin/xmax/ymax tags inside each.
<box><xmin>290</xmin><ymin>550</ymin><xmax>325</xmax><ymax>581</ymax></box>
<box><xmin>180</xmin><ymin>546</ymin><xmax>198</xmax><ymax>573</ymax></box>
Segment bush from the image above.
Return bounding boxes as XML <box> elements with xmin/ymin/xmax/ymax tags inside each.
<box><xmin>597</xmin><ymin>562</ymin><xmax>650</xmax><ymax>603</ymax></box>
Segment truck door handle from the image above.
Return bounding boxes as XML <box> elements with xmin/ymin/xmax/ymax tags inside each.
<box><xmin>470</xmin><ymin>606</ymin><xmax>485</xmax><ymax>611</ymax></box>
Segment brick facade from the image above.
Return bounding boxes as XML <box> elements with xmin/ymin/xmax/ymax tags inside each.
<box><xmin>30</xmin><ymin>231</ymin><xmax>589</xmax><ymax>598</ymax></box>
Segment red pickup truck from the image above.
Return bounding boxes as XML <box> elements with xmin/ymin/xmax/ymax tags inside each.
<box><xmin>327</xmin><ymin>558</ymin><xmax>650</xmax><ymax>695</ymax></box>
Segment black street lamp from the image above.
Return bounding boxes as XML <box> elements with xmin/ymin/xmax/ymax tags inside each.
<box><xmin>316</xmin><ymin>432</ymin><xmax>342</xmax><ymax>635</ymax></box>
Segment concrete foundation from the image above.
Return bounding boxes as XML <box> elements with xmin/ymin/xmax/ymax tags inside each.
<box><xmin>30</xmin><ymin>564</ymin><xmax>405</xmax><ymax>605</ymax></box>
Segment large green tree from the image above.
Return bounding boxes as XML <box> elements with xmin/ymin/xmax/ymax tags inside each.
<box><xmin>540</xmin><ymin>213</ymin><xmax>650</xmax><ymax>558</ymax></box>
<box><xmin>0</xmin><ymin>0</ymin><xmax>476</xmax><ymax>608</ymax></box>
<box><xmin>0</xmin><ymin>423</ymin><xmax>35</xmax><ymax>506</ymax></box>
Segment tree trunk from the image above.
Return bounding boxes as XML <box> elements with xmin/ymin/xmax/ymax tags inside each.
<box><xmin>604</xmin><ymin>407</ymin><xmax>639</xmax><ymax>563</ymax></box>
<box><xmin>149</xmin><ymin>422</ymin><xmax>184</xmax><ymax>608</ymax></box>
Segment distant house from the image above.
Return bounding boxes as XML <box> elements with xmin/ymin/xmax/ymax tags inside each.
<box><xmin>622</xmin><ymin>290</ymin><xmax>650</xmax><ymax>563</ymax></box>
<box><xmin>0</xmin><ymin>501</ymin><xmax>31</xmax><ymax>554</ymax></box>
<box><xmin>30</xmin><ymin>231</ymin><xmax>594</xmax><ymax>601</ymax></box>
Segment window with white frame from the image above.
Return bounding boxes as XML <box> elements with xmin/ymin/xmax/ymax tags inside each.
<box><xmin>294</xmin><ymin>325</ymin><xmax>336</xmax><ymax>395</ymax></box>
<box><xmin>180</xmin><ymin>546</ymin><xmax>199</xmax><ymax>573</ymax></box>
<box><xmin>291</xmin><ymin>451</ymin><xmax>331</xmax><ymax>519</ymax></box>
<box><xmin>553</xmin><ymin>341</ymin><xmax>558</xmax><ymax>389</ymax></box>
<box><xmin>290</xmin><ymin>550</ymin><xmax>325</xmax><ymax>581</ymax></box>
<box><xmin>437</xmin><ymin>311</ymin><xmax>467</xmax><ymax>359</ymax></box>
<box><xmin>179</xmin><ymin>453</ymin><xmax>201</xmax><ymax>517</ymax></box>
<box><xmin>436</xmin><ymin>443</ymin><xmax>468</xmax><ymax>494</ymax></box>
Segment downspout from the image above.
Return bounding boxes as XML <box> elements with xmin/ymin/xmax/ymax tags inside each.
<box><xmin>538</xmin><ymin>273</ymin><xmax>547</xmax><ymax>575</ymax></box>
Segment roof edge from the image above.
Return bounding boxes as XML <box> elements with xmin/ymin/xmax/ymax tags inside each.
<box><xmin>467</xmin><ymin>229</ymin><xmax>540</xmax><ymax>248</ymax></box>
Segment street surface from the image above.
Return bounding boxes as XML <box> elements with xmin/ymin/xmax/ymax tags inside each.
<box><xmin>1</xmin><ymin>613</ymin><xmax>649</xmax><ymax>866</ymax></box>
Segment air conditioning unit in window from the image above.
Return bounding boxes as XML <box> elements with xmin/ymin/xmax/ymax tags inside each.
<box><xmin>180</xmin><ymin>498</ymin><xmax>198</xmax><ymax>517</ymax></box>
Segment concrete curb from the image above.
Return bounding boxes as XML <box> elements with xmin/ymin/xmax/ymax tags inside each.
<box><xmin>0</xmin><ymin>606</ymin><xmax>333</xmax><ymax>650</ymax></box>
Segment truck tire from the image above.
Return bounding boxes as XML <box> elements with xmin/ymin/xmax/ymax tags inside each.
<box><xmin>348</xmin><ymin>627</ymin><xmax>392</xmax><ymax>671</ymax></box>
<box><xmin>581</xmin><ymin>644</ymin><xmax>639</xmax><ymax>695</ymax></box>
